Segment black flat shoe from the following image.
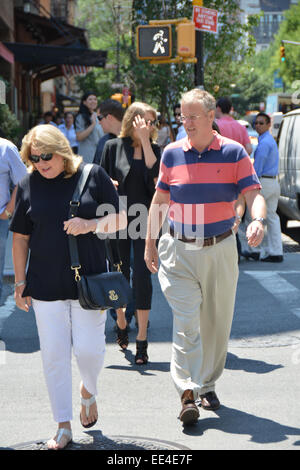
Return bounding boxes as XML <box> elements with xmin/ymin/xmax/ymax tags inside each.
<box><xmin>260</xmin><ymin>255</ymin><xmax>283</xmax><ymax>263</ymax></box>
<box><xmin>135</xmin><ymin>340</ymin><xmax>148</xmax><ymax>365</ymax></box>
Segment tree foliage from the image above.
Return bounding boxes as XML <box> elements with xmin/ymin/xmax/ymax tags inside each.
<box><xmin>0</xmin><ymin>103</ymin><xmax>21</xmax><ymax>144</ymax></box>
<box><xmin>270</xmin><ymin>1</ymin><xmax>300</xmax><ymax>90</ymax></box>
<box><xmin>75</xmin><ymin>0</ymin><xmax>259</xmax><ymax>115</ymax></box>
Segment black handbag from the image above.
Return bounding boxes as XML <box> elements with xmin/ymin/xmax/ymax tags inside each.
<box><xmin>68</xmin><ymin>164</ymin><xmax>132</xmax><ymax>311</ymax></box>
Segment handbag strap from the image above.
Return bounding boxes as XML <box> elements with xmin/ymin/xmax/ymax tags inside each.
<box><xmin>68</xmin><ymin>164</ymin><xmax>93</xmax><ymax>280</ymax></box>
<box><xmin>67</xmin><ymin>164</ymin><xmax>122</xmax><ymax>281</ymax></box>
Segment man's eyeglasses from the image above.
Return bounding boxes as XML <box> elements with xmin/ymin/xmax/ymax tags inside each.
<box><xmin>98</xmin><ymin>114</ymin><xmax>107</xmax><ymax>121</ymax></box>
<box><xmin>255</xmin><ymin>121</ymin><xmax>266</xmax><ymax>125</ymax></box>
<box><xmin>29</xmin><ymin>153</ymin><xmax>53</xmax><ymax>163</ymax></box>
<box><xmin>180</xmin><ymin>115</ymin><xmax>203</xmax><ymax>123</ymax></box>
<box><xmin>174</xmin><ymin>112</ymin><xmax>181</xmax><ymax>116</ymax></box>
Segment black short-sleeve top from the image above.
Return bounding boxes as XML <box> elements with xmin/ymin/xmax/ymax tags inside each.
<box><xmin>10</xmin><ymin>163</ymin><xmax>120</xmax><ymax>301</ymax></box>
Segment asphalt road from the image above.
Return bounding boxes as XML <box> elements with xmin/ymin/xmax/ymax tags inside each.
<box><xmin>0</xmin><ymin>233</ymin><xmax>300</xmax><ymax>451</ymax></box>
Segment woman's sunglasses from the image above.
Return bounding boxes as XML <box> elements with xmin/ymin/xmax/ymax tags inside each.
<box><xmin>29</xmin><ymin>153</ymin><xmax>53</xmax><ymax>163</ymax></box>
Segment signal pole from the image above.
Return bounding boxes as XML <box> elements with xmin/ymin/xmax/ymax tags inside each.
<box><xmin>193</xmin><ymin>0</ymin><xmax>204</xmax><ymax>89</ymax></box>
<box><xmin>194</xmin><ymin>30</ymin><xmax>204</xmax><ymax>88</ymax></box>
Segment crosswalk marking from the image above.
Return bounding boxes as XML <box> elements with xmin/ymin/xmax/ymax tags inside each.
<box><xmin>244</xmin><ymin>271</ymin><xmax>300</xmax><ymax>319</ymax></box>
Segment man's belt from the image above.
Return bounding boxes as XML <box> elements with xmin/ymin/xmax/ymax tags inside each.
<box><xmin>261</xmin><ymin>175</ymin><xmax>277</xmax><ymax>179</ymax></box>
<box><xmin>169</xmin><ymin>227</ymin><xmax>233</xmax><ymax>246</ymax></box>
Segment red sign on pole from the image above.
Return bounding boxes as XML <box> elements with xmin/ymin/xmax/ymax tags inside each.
<box><xmin>193</xmin><ymin>6</ymin><xmax>218</xmax><ymax>34</ymax></box>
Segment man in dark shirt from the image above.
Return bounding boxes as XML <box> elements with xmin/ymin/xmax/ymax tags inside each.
<box><xmin>93</xmin><ymin>99</ymin><xmax>124</xmax><ymax>165</ymax></box>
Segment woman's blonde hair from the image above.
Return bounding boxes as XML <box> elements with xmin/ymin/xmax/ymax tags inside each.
<box><xmin>119</xmin><ymin>102</ymin><xmax>158</xmax><ymax>143</ymax></box>
<box><xmin>20</xmin><ymin>124</ymin><xmax>82</xmax><ymax>177</ymax></box>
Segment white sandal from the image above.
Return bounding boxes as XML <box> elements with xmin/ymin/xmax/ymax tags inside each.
<box><xmin>48</xmin><ymin>428</ymin><xmax>72</xmax><ymax>450</ymax></box>
<box><xmin>80</xmin><ymin>395</ymin><xmax>97</xmax><ymax>428</ymax></box>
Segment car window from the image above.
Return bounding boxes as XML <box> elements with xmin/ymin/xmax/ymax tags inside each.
<box><xmin>279</xmin><ymin>116</ymin><xmax>294</xmax><ymax>171</ymax></box>
<box><xmin>293</xmin><ymin>115</ymin><xmax>300</xmax><ymax>171</ymax></box>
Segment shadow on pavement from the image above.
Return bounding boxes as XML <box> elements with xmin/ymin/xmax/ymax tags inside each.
<box><xmin>182</xmin><ymin>405</ymin><xmax>300</xmax><ymax>445</ymax></box>
<box><xmin>225</xmin><ymin>352</ymin><xmax>283</xmax><ymax>374</ymax></box>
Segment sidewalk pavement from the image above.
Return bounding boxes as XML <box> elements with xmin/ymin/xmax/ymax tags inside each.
<box><xmin>0</xmin><ymin>253</ymin><xmax>300</xmax><ymax>451</ymax></box>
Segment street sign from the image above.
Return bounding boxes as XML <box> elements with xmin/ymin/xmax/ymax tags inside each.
<box><xmin>274</xmin><ymin>70</ymin><xmax>284</xmax><ymax>89</ymax></box>
<box><xmin>193</xmin><ymin>6</ymin><xmax>218</xmax><ymax>34</ymax></box>
<box><xmin>136</xmin><ymin>25</ymin><xmax>172</xmax><ymax>59</ymax></box>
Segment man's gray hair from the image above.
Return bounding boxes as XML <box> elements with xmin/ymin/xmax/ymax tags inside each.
<box><xmin>180</xmin><ymin>89</ymin><xmax>216</xmax><ymax>113</ymax></box>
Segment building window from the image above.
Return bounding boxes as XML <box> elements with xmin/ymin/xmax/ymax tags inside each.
<box><xmin>51</xmin><ymin>0</ymin><xmax>68</xmax><ymax>20</ymax></box>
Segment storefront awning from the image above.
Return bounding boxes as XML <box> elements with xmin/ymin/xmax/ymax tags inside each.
<box><xmin>0</xmin><ymin>42</ymin><xmax>14</xmax><ymax>64</ymax></box>
<box><xmin>3</xmin><ymin>42</ymin><xmax>106</xmax><ymax>67</ymax></box>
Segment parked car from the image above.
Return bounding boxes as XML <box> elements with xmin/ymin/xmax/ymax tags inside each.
<box><xmin>270</xmin><ymin>112</ymin><xmax>283</xmax><ymax>139</ymax></box>
<box><xmin>277</xmin><ymin>109</ymin><xmax>300</xmax><ymax>230</ymax></box>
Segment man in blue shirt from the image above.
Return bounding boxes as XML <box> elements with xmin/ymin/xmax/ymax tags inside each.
<box><xmin>0</xmin><ymin>137</ymin><xmax>27</xmax><ymax>297</ymax></box>
<box><xmin>253</xmin><ymin>112</ymin><xmax>283</xmax><ymax>262</ymax></box>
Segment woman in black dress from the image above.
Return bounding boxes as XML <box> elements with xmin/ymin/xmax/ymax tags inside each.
<box><xmin>11</xmin><ymin>124</ymin><xmax>126</xmax><ymax>449</ymax></box>
<box><xmin>101</xmin><ymin>102</ymin><xmax>161</xmax><ymax>365</ymax></box>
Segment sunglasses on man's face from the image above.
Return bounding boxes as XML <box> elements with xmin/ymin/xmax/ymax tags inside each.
<box><xmin>98</xmin><ymin>114</ymin><xmax>107</xmax><ymax>121</ymax></box>
<box><xmin>29</xmin><ymin>153</ymin><xmax>53</xmax><ymax>163</ymax></box>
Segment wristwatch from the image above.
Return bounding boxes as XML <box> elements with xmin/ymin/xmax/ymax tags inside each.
<box><xmin>4</xmin><ymin>209</ymin><xmax>12</xmax><ymax>219</ymax></box>
<box><xmin>253</xmin><ymin>217</ymin><xmax>265</xmax><ymax>225</ymax></box>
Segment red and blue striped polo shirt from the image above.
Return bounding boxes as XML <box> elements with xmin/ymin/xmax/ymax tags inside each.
<box><xmin>156</xmin><ymin>131</ymin><xmax>261</xmax><ymax>238</ymax></box>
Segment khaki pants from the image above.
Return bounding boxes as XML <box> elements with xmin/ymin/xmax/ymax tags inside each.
<box><xmin>158</xmin><ymin>232</ymin><xmax>239</xmax><ymax>398</ymax></box>
<box><xmin>259</xmin><ymin>177</ymin><xmax>283</xmax><ymax>258</ymax></box>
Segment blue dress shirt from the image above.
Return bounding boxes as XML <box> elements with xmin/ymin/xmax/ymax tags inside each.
<box><xmin>58</xmin><ymin>123</ymin><xmax>78</xmax><ymax>149</ymax></box>
<box><xmin>0</xmin><ymin>138</ymin><xmax>27</xmax><ymax>214</ymax></box>
<box><xmin>253</xmin><ymin>131</ymin><xmax>279</xmax><ymax>177</ymax></box>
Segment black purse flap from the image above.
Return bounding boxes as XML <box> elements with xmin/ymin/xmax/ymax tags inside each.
<box><xmin>84</xmin><ymin>271</ymin><xmax>132</xmax><ymax>309</ymax></box>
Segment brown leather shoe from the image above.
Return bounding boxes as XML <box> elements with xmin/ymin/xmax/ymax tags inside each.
<box><xmin>179</xmin><ymin>389</ymin><xmax>199</xmax><ymax>425</ymax></box>
<box><xmin>200</xmin><ymin>391</ymin><xmax>220</xmax><ymax>410</ymax></box>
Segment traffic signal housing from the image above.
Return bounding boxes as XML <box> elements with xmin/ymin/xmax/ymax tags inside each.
<box><xmin>136</xmin><ymin>25</ymin><xmax>172</xmax><ymax>60</ymax></box>
<box><xmin>280</xmin><ymin>45</ymin><xmax>286</xmax><ymax>62</ymax></box>
<box><xmin>177</xmin><ymin>22</ymin><xmax>195</xmax><ymax>58</ymax></box>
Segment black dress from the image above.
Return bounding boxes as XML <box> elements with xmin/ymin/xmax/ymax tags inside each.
<box><xmin>101</xmin><ymin>137</ymin><xmax>161</xmax><ymax>310</ymax></box>
<box><xmin>10</xmin><ymin>164</ymin><xmax>120</xmax><ymax>301</ymax></box>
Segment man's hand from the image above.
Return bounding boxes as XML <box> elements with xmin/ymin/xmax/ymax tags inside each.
<box><xmin>145</xmin><ymin>242</ymin><xmax>159</xmax><ymax>274</ymax></box>
<box><xmin>246</xmin><ymin>220</ymin><xmax>264</xmax><ymax>247</ymax></box>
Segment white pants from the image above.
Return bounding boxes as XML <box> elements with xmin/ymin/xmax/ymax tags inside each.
<box><xmin>158</xmin><ymin>232</ymin><xmax>239</xmax><ymax>398</ymax></box>
<box><xmin>32</xmin><ymin>299</ymin><xmax>106</xmax><ymax>423</ymax></box>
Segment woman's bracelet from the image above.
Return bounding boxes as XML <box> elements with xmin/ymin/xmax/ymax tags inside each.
<box><xmin>14</xmin><ymin>280</ymin><xmax>26</xmax><ymax>288</ymax></box>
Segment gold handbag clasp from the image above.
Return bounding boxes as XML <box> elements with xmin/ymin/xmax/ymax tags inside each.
<box><xmin>71</xmin><ymin>265</ymin><xmax>81</xmax><ymax>281</ymax></box>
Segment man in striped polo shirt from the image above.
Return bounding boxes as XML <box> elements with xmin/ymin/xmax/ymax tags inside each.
<box><xmin>145</xmin><ymin>89</ymin><xmax>266</xmax><ymax>426</ymax></box>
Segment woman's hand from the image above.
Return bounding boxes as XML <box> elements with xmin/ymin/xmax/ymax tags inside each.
<box><xmin>133</xmin><ymin>115</ymin><xmax>151</xmax><ymax>142</ymax></box>
<box><xmin>91</xmin><ymin>112</ymin><xmax>98</xmax><ymax>125</ymax></box>
<box><xmin>63</xmin><ymin>217</ymin><xmax>96</xmax><ymax>236</ymax></box>
<box><xmin>111</xmin><ymin>178</ymin><xmax>119</xmax><ymax>189</ymax></box>
<box><xmin>14</xmin><ymin>284</ymin><xmax>31</xmax><ymax>312</ymax></box>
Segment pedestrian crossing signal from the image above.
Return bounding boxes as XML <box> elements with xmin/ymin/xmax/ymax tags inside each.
<box><xmin>136</xmin><ymin>25</ymin><xmax>172</xmax><ymax>60</ymax></box>
<box><xmin>177</xmin><ymin>22</ymin><xmax>195</xmax><ymax>58</ymax></box>
<box><xmin>280</xmin><ymin>45</ymin><xmax>286</xmax><ymax>62</ymax></box>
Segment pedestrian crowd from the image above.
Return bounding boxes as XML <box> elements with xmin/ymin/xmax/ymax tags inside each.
<box><xmin>1</xmin><ymin>87</ymin><xmax>283</xmax><ymax>449</ymax></box>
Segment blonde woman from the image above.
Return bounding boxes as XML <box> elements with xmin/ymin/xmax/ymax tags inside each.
<box><xmin>10</xmin><ymin>124</ymin><xmax>126</xmax><ymax>449</ymax></box>
<box><xmin>101</xmin><ymin>102</ymin><xmax>161</xmax><ymax>365</ymax></box>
